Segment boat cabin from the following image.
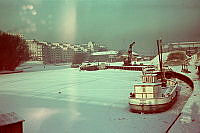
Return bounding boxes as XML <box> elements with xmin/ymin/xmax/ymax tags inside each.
<box><xmin>142</xmin><ymin>74</ymin><xmax>158</xmax><ymax>83</ymax></box>
<box><xmin>133</xmin><ymin>82</ymin><xmax>162</xmax><ymax>99</ymax></box>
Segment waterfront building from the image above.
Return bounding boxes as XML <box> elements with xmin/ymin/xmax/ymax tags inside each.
<box><xmin>43</xmin><ymin>42</ymin><xmax>51</xmax><ymax>64</ymax></box>
<box><xmin>66</xmin><ymin>45</ymin><xmax>75</xmax><ymax>63</ymax></box>
<box><xmin>50</xmin><ymin>43</ymin><xmax>62</xmax><ymax>64</ymax></box>
<box><xmin>26</xmin><ymin>40</ymin><xmax>46</xmax><ymax>61</ymax></box>
<box><xmin>36</xmin><ymin>42</ymin><xmax>45</xmax><ymax>61</ymax></box>
<box><xmin>163</xmin><ymin>41</ymin><xmax>200</xmax><ymax>56</ymax></box>
<box><xmin>120</xmin><ymin>51</ymin><xmax>139</xmax><ymax>61</ymax></box>
<box><xmin>25</xmin><ymin>39</ymin><xmax>109</xmax><ymax>64</ymax></box>
<box><xmin>60</xmin><ymin>43</ymin><xmax>76</xmax><ymax>63</ymax></box>
<box><xmin>80</xmin><ymin>41</ymin><xmax>107</xmax><ymax>54</ymax></box>
<box><xmin>7</xmin><ymin>32</ymin><xmax>24</xmax><ymax>39</ymax></box>
<box><xmin>91</xmin><ymin>51</ymin><xmax>118</xmax><ymax>62</ymax></box>
<box><xmin>26</xmin><ymin>40</ymin><xmax>38</xmax><ymax>61</ymax></box>
<box><xmin>61</xmin><ymin>43</ymin><xmax>69</xmax><ymax>63</ymax></box>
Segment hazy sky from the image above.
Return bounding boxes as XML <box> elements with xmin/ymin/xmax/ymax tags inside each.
<box><xmin>0</xmin><ymin>0</ymin><xmax>200</xmax><ymax>55</ymax></box>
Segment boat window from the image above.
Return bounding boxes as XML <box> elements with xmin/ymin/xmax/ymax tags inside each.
<box><xmin>143</xmin><ymin>87</ymin><xmax>145</xmax><ymax>92</ymax></box>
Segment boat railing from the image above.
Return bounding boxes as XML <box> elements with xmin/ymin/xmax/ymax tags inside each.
<box><xmin>131</xmin><ymin>83</ymin><xmax>177</xmax><ymax>99</ymax></box>
<box><xmin>161</xmin><ymin>86</ymin><xmax>175</xmax><ymax>97</ymax></box>
<box><xmin>129</xmin><ymin>95</ymin><xmax>173</xmax><ymax>100</ymax></box>
<box><xmin>168</xmin><ymin>83</ymin><xmax>178</xmax><ymax>95</ymax></box>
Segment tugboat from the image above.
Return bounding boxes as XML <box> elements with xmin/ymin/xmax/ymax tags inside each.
<box><xmin>129</xmin><ymin>66</ymin><xmax>179</xmax><ymax>113</ymax></box>
<box><xmin>129</xmin><ymin>39</ymin><xmax>180</xmax><ymax>113</ymax></box>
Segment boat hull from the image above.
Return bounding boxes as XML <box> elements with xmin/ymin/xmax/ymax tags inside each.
<box><xmin>129</xmin><ymin>93</ymin><xmax>178</xmax><ymax>113</ymax></box>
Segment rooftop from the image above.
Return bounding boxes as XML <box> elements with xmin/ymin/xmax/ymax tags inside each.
<box><xmin>91</xmin><ymin>51</ymin><xmax>118</xmax><ymax>56</ymax></box>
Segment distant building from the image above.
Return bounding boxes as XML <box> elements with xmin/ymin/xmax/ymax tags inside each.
<box><xmin>61</xmin><ymin>44</ymin><xmax>69</xmax><ymax>63</ymax></box>
<box><xmin>80</xmin><ymin>41</ymin><xmax>107</xmax><ymax>53</ymax></box>
<box><xmin>163</xmin><ymin>41</ymin><xmax>200</xmax><ymax>56</ymax></box>
<box><xmin>26</xmin><ymin>40</ymin><xmax>39</xmax><ymax>61</ymax></box>
<box><xmin>7</xmin><ymin>32</ymin><xmax>24</xmax><ymax>39</ymax></box>
<box><xmin>43</xmin><ymin>42</ymin><xmax>51</xmax><ymax>64</ymax></box>
<box><xmin>36</xmin><ymin>42</ymin><xmax>44</xmax><ymax>61</ymax></box>
<box><xmin>65</xmin><ymin>45</ymin><xmax>75</xmax><ymax>62</ymax></box>
<box><xmin>61</xmin><ymin>43</ymin><xmax>77</xmax><ymax>63</ymax></box>
<box><xmin>26</xmin><ymin>40</ymin><xmax>45</xmax><ymax>61</ymax></box>
<box><xmin>50</xmin><ymin>43</ymin><xmax>62</xmax><ymax>64</ymax></box>
<box><xmin>121</xmin><ymin>51</ymin><xmax>139</xmax><ymax>61</ymax></box>
<box><xmin>25</xmin><ymin>40</ymin><xmax>108</xmax><ymax>64</ymax></box>
<box><xmin>91</xmin><ymin>51</ymin><xmax>118</xmax><ymax>62</ymax></box>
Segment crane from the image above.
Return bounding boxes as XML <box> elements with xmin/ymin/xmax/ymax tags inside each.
<box><xmin>123</xmin><ymin>41</ymin><xmax>135</xmax><ymax>66</ymax></box>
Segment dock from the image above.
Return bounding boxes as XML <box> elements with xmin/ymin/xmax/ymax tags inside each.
<box><xmin>106</xmin><ymin>65</ymin><xmax>149</xmax><ymax>71</ymax></box>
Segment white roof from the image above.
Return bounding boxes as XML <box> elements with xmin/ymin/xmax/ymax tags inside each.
<box><xmin>136</xmin><ymin>56</ymin><xmax>142</xmax><ymax>59</ymax></box>
<box><xmin>132</xmin><ymin>51</ymin><xmax>139</xmax><ymax>56</ymax></box>
<box><xmin>171</xmin><ymin>42</ymin><xmax>200</xmax><ymax>45</ymax></box>
<box><xmin>91</xmin><ymin>51</ymin><xmax>118</xmax><ymax>56</ymax></box>
<box><xmin>39</xmin><ymin>41</ymin><xmax>47</xmax><ymax>44</ymax></box>
<box><xmin>122</xmin><ymin>51</ymin><xmax>139</xmax><ymax>56</ymax></box>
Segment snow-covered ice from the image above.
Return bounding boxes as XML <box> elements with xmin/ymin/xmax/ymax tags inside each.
<box><xmin>169</xmin><ymin>65</ymin><xmax>200</xmax><ymax>133</ymax></box>
<box><xmin>0</xmin><ymin>65</ymin><xmax>192</xmax><ymax>133</ymax></box>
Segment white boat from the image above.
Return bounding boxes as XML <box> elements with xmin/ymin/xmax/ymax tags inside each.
<box><xmin>129</xmin><ymin>67</ymin><xmax>179</xmax><ymax>113</ymax></box>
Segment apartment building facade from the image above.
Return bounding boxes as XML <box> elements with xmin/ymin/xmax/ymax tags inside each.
<box><xmin>26</xmin><ymin>40</ymin><xmax>107</xmax><ymax>64</ymax></box>
<box><xmin>26</xmin><ymin>40</ymin><xmax>40</xmax><ymax>61</ymax></box>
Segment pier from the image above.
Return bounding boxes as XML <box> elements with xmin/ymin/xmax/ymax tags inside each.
<box><xmin>167</xmin><ymin>66</ymin><xmax>200</xmax><ymax>132</ymax></box>
<box><xmin>106</xmin><ymin>65</ymin><xmax>149</xmax><ymax>71</ymax></box>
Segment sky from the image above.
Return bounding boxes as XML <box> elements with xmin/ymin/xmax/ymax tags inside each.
<box><xmin>0</xmin><ymin>0</ymin><xmax>200</xmax><ymax>55</ymax></box>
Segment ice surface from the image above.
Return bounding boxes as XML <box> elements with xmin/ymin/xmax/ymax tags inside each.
<box><xmin>0</xmin><ymin>60</ymin><xmax>198</xmax><ymax>133</ymax></box>
<box><xmin>0</xmin><ymin>67</ymin><xmax>187</xmax><ymax>133</ymax></box>
<box><xmin>150</xmin><ymin>52</ymin><xmax>170</xmax><ymax>65</ymax></box>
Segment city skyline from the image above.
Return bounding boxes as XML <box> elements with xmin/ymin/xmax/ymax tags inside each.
<box><xmin>0</xmin><ymin>0</ymin><xmax>200</xmax><ymax>55</ymax></box>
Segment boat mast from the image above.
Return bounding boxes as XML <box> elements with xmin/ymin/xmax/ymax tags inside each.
<box><xmin>160</xmin><ymin>39</ymin><xmax>163</xmax><ymax>74</ymax></box>
<box><xmin>157</xmin><ymin>40</ymin><xmax>161</xmax><ymax>71</ymax></box>
<box><xmin>157</xmin><ymin>39</ymin><xmax>164</xmax><ymax>84</ymax></box>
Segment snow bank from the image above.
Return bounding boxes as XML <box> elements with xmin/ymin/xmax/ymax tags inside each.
<box><xmin>150</xmin><ymin>51</ymin><xmax>196</xmax><ymax>66</ymax></box>
<box><xmin>150</xmin><ymin>52</ymin><xmax>170</xmax><ymax>65</ymax></box>
<box><xmin>24</xmin><ymin>61</ymin><xmax>44</xmax><ymax>64</ymax></box>
<box><xmin>109</xmin><ymin>62</ymin><xmax>124</xmax><ymax>66</ymax></box>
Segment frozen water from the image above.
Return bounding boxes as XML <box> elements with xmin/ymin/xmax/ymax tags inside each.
<box><xmin>0</xmin><ymin>66</ymin><xmax>192</xmax><ymax>133</ymax></box>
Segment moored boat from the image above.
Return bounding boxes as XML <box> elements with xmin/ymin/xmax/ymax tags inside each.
<box><xmin>129</xmin><ymin>39</ymin><xmax>180</xmax><ymax>113</ymax></box>
<box><xmin>129</xmin><ymin>68</ymin><xmax>179</xmax><ymax>113</ymax></box>
<box><xmin>79</xmin><ymin>63</ymin><xmax>99</xmax><ymax>71</ymax></box>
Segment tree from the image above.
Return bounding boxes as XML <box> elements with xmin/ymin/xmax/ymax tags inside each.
<box><xmin>0</xmin><ymin>31</ymin><xmax>30</xmax><ymax>71</ymax></box>
<box><xmin>167</xmin><ymin>51</ymin><xmax>187</xmax><ymax>61</ymax></box>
